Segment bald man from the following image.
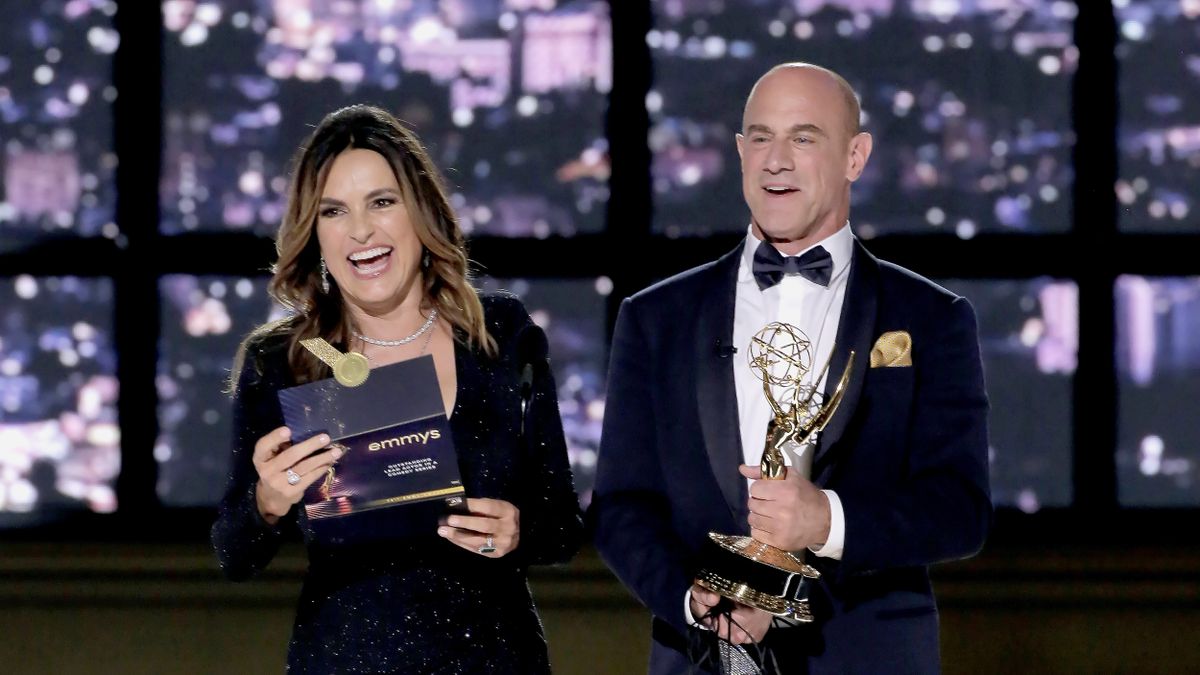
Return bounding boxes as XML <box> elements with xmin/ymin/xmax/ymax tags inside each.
<box><xmin>591</xmin><ymin>63</ymin><xmax>991</xmax><ymax>674</ymax></box>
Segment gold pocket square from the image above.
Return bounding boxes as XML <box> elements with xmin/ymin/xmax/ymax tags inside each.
<box><xmin>870</xmin><ymin>331</ymin><xmax>912</xmax><ymax>368</ymax></box>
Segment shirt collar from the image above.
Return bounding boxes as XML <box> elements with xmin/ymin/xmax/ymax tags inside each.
<box><xmin>737</xmin><ymin>222</ymin><xmax>855</xmax><ymax>286</ymax></box>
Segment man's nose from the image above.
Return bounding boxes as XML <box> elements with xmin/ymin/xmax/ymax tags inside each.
<box><xmin>763</xmin><ymin>139</ymin><xmax>793</xmax><ymax>173</ymax></box>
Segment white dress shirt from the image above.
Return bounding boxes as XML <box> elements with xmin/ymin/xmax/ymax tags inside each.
<box><xmin>733</xmin><ymin>223</ymin><xmax>850</xmax><ymax>560</ymax></box>
<box><xmin>684</xmin><ymin>224</ymin><xmax>852</xmax><ymax>628</ymax></box>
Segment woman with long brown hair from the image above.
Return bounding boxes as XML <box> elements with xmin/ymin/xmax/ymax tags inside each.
<box><xmin>211</xmin><ymin>105</ymin><xmax>583</xmax><ymax>673</ymax></box>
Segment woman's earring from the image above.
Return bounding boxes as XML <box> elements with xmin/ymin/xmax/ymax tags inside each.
<box><xmin>320</xmin><ymin>257</ymin><xmax>330</xmax><ymax>293</ymax></box>
<box><xmin>422</xmin><ymin>249</ymin><xmax>431</xmax><ymax>270</ymax></box>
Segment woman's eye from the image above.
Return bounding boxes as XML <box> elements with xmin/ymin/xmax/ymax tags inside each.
<box><xmin>319</xmin><ymin>207</ymin><xmax>342</xmax><ymax>218</ymax></box>
<box><xmin>373</xmin><ymin>198</ymin><xmax>395</xmax><ymax>208</ymax></box>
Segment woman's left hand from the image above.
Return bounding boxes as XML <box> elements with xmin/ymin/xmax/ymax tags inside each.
<box><xmin>438</xmin><ymin>498</ymin><xmax>520</xmax><ymax>558</ymax></box>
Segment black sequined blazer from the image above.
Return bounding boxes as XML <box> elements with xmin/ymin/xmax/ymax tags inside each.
<box><xmin>212</xmin><ymin>294</ymin><xmax>584</xmax><ymax>674</ymax></box>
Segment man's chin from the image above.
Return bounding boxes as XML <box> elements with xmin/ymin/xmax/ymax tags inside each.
<box><xmin>751</xmin><ymin>220</ymin><xmax>806</xmax><ymax>244</ymax></box>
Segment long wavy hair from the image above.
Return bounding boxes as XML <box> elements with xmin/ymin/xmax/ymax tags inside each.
<box><xmin>233</xmin><ymin>104</ymin><xmax>495</xmax><ymax>388</ymax></box>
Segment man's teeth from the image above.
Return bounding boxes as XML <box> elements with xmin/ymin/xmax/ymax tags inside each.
<box><xmin>765</xmin><ymin>186</ymin><xmax>793</xmax><ymax>194</ymax></box>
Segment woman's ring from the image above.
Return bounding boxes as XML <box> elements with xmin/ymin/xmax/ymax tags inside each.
<box><xmin>479</xmin><ymin>535</ymin><xmax>496</xmax><ymax>555</ymax></box>
<box><xmin>286</xmin><ymin>469</ymin><xmax>301</xmax><ymax>485</ymax></box>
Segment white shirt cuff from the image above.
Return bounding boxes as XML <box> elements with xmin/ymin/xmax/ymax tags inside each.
<box><xmin>683</xmin><ymin>588</ymin><xmax>708</xmax><ymax>630</ymax></box>
<box><xmin>808</xmin><ymin>489</ymin><xmax>844</xmax><ymax>560</ymax></box>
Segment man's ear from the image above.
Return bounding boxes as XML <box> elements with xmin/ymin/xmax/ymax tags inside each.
<box><xmin>846</xmin><ymin>132</ymin><xmax>873</xmax><ymax>182</ymax></box>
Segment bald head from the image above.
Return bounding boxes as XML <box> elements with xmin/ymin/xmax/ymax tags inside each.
<box><xmin>735</xmin><ymin>61</ymin><xmax>873</xmax><ymax>253</ymax></box>
<box><xmin>743</xmin><ymin>63</ymin><xmax>861</xmax><ymax>140</ymax></box>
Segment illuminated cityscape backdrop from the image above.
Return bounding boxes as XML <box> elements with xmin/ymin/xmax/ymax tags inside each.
<box><xmin>0</xmin><ymin>1</ymin><xmax>1197</xmax><ymax>526</ymax></box>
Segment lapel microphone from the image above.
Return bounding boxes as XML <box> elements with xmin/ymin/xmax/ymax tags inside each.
<box><xmin>715</xmin><ymin>339</ymin><xmax>738</xmax><ymax>358</ymax></box>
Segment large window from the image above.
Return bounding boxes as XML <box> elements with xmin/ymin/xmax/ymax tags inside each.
<box><xmin>1114</xmin><ymin>0</ymin><xmax>1199</xmax><ymax>232</ymax></box>
<box><xmin>160</xmin><ymin>0</ymin><xmax>611</xmax><ymax>236</ymax></box>
<box><xmin>648</xmin><ymin>0</ymin><xmax>1076</xmax><ymax>237</ymax></box>
<box><xmin>156</xmin><ymin>275</ymin><xmax>278</xmax><ymax>506</ymax></box>
<box><xmin>941</xmin><ymin>278</ymin><xmax>1077</xmax><ymax>512</ymax></box>
<box><xmin>0</xmin><ymin>3</ymin><xmax>1192</xmax><ymax>536</ymax></box>
<box><xmin>0</xmin><ymin>276</ymin><xmax>118</xmax><ymax>525</ymax></box>
<box><xmin>1116</xmin><ymin>276</ymin><xmax>1200</xmax><ymax>506</ymax></box>
<box><xmin>0</xmin><ymin>1</ymin><xmax>119</xmax><ymax>250</ymax></box>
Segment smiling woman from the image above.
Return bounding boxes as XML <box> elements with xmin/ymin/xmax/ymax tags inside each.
<box><xmin>316</xmin><ymin>151</ymin><xmax>420</xmax><ymax>299</ymax></box>
<box><xmin>316</xmin><ymin>150</ymin><xmax>422</xmax><ymax>317</ymax></box>
<box><xmin>211</xmin><ymin>105</ymin><xmax>584</xmax><ymax>674</ymax></box>
<box><xmin>263</xmin><ymin>105</ymin><xmax>496</xmax><ymax>385</ymax></box>
<box><xmin>310</xmin><ymin>147</ymin><xmax>456</xmax><ymax>408</ymax></box>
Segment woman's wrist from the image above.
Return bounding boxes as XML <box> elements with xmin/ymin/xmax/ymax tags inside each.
<box><xmin>254</xmin><ymin>481</ymin><xmax>282</xmax><ymax>526</ymax></box>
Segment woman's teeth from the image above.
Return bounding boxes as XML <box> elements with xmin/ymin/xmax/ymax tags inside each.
<box><xmin>348</xmin><ymin>246</ymin><xmax>392</xmax><ymax>269</ymax></box>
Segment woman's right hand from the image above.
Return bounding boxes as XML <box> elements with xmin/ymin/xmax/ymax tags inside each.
<box><xmin>252</xmin><ymin>426</ymin><xmax>343</xmax><ymax>524</ymax></box>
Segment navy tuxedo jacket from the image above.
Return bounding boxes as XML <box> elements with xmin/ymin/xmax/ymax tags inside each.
<box><xmin>590</xmin><ymin>240</ymin><xmax>991</xmax><ymax>674</ymax></box>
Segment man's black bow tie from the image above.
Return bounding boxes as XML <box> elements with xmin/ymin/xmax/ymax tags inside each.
<box><xmin>752</xmin><ymin>241</ymin><xmax>833</xmax><ymax>290</ymax></box>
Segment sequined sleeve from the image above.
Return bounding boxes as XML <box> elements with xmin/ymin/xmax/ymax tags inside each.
<box><xmin>482</xmin><ymin>295</ymin><xmax>584</xmax><ymax>567</ymax></box>
<box><xmin>211</xmin><ymin>342</ymin><xmax>293</xmax><ymax>580</ymax></box>
<box><xmin>514</xmin><ymin>331</ymin><xmax>584</xmax><ymax>567</ymax></box>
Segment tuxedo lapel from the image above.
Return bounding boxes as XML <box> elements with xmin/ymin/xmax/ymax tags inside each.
<box><xmin>694</xmin><ymin>245</ymin><xmax>747</xmax><ymax>524</ymax></box>
<box><xmin>813</xmin><ymin>240</ymin><xmax>879</xmax><ymax>482</ymax></box>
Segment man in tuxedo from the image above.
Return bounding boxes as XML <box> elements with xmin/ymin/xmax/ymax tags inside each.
<box><xmin>591</xmin><ymin>63</ymin><xmax>991</xmax><ymax>674</ymax></box>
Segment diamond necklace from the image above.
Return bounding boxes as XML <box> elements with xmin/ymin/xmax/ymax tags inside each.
<box><xmin>353</xmin><ymin>308</ymin><xmax>438</xmax><ymax>347</ymax></box>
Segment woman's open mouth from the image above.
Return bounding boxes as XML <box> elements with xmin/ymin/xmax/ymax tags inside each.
<box><xmin>347</xmin><ymin>246</ymin><xmax>393</xmax><ymax>277</ymax></box>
